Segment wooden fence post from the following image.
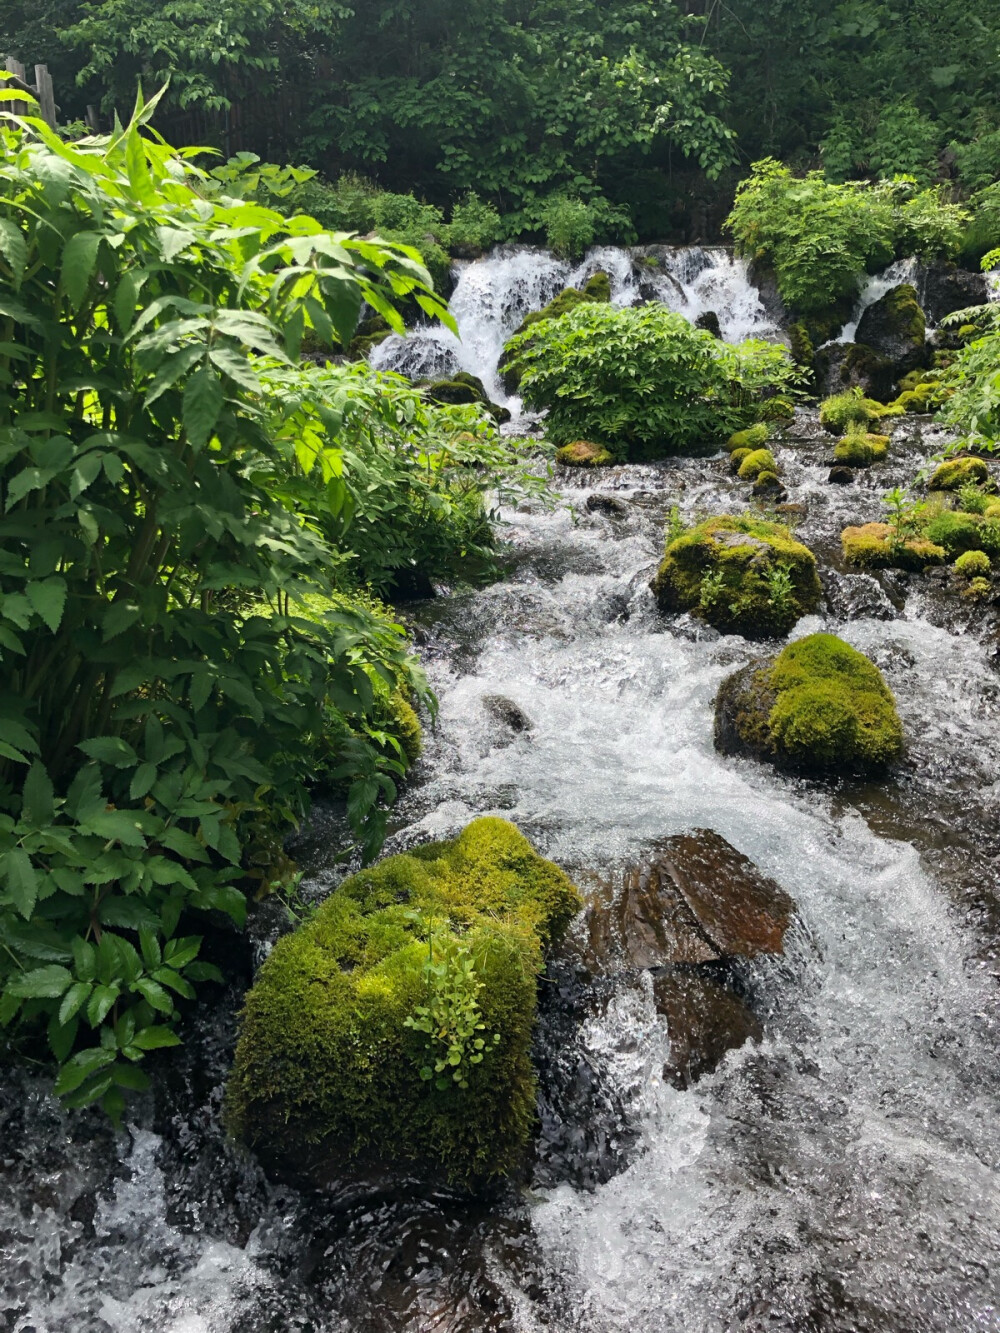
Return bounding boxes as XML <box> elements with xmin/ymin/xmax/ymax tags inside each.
<box><xmin>2</xmin><ymin>57</ymin><xmax>58</xmax><ymax>128</ymax></box>
<box><xmin>34</xmin><ymin>64</ymin><xmax>56</xmax><ymax>129</ymax></box>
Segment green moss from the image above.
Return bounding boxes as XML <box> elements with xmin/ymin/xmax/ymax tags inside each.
<box><xmin>962</xmin><ymin>576</ymin><xmax>993</xmax><ymax>600</ymax></box>
<box><xmin>582</xmin><ymin>271</ymin><xmax>612</xmax><ymax>302</ymax></box>
<box><xmin>721</xmin><ymin>634</ymin><xmax>903</xmax><ymax>775</ymax></box>
<box><xmin>927</xmin><ymin>456</ymin><xmax>990</xmax><ymax>491</ymax></box>
<box><xmin>556</xmin><ymin>439</ymin><xmax>615</xmax><ymax>467</ymax></box>
<box><xmin>726</xmin><ymin>423</ymin><xmax>769</xmax><ymax>452</ymax></box>
<box><xmin>819</xmin><ymin>392</ymin><xmax>872</xmax><ymax>436</ymax></box>
<box><xmin>841</xmin><ymin>522</ymin><xmax>946</xmax><ymax>571</ymax></box>
<box><xmin>729</xmin><ymin>447</ymin><xmax>752</xmax><ymax>472</ymax></box>
<box><xmin>651</xmin><ymin>514</ymin><xmax>821</xmax><ymax>639</ymax></box>
<box><xmin>752</xmin><ymin>469</ymin><xmax>784</xmax><ymax>496</ymax></box>
<box><xmin>985</xmin><ymin>501</ymin><xmax>1000</xmax><ymax>520</ymax></box>
<box><xmin>833</xmin><ymin>430</ymin><xmax>889</xmax><ymax>467</ymax></box>
<box><xmin>737</xmin><ymin>447</ymin><xmax>778</xmax><ymax>480</ymax></box>
<box><xmin>924</xmin><ymin>509</ymin><xmax>995</xmax><ymax>556</ymax></box>
<box><xmin>789</xmin><ymin>322</ymin><xmax>814</xmax><ymax>368</ymax></box>
<box><xmin>227</xmin><ymin>817</ymin><xmax>582</xmax><ymax>1186</ymax></box>
<box><xmin>954</xmin><ymin>549</ymin><xmax>992</xmax><ymax>579</ymax></box>
<box><xmin>385</xmin><ymin>690</ymin><xmax>422</xmax><ymax>763</ymax></box>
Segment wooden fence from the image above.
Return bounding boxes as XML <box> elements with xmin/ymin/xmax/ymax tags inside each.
<box><xmin>3</xmin><ymin>57</ymin><xmax>57</xmax><ymax>128</ymax></box>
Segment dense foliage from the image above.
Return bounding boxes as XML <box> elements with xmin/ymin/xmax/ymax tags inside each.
<box><xmin>727</xmin><ymin>160</ymin><xmax>968</xmax><ymax>316</ymax></box>
<box><xmin>0</xmin><ymin>93</ymin><xmax>533</xmax><ymax>1116</ymax></box>
<box><xmin>506</xmin><ymin>305</ymin><xmax>803</xmax><ymax>458</ymax></box>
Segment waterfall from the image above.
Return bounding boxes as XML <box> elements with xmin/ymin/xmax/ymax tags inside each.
<box><xmin>370</xmin><ymin>243</ymin><xmax>782</xmax><ymax>410</ymax></box>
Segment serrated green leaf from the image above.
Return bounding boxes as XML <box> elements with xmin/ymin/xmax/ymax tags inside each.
<box><xmin>60</xmin><ymin>231</ymin><xmax>101</xmax><ymax>312</ymax></box>
<box><xmin>6</xmin><ymin>963</ymin><xmax>72</xmax><ymax>998</ymax></box>
<box><xmin>182</xmin><ymin>365</ymin><xmax>224</xmax><ymax>447</ymax></box>
<box><xmin>25</xmin><ymin>577</ymin><xmax>67</xmax><ymax>633</ymax></box>
<box><xmin>0</xmin><ymin>218</ymin><xmax>27</xmax><ymax>288</ymax></box>
<box><xmin>20</xmin><ymin>760</ymin><xmax>55</xmax><ymax>826</ymax></box>
<box><xmin>2</xmin><ymin>848</ymin><xmax>38</xmax><ymax>918</ymax></box>
<box><xmin>54</xmin><ymin>1045</ymin><xmax>115</xmax><ymax>1096</ymax></box>
<box><xmin>129</xmin><ymin>1024</ymin><xmax>182</xmax><ymax>1051</ymax></box>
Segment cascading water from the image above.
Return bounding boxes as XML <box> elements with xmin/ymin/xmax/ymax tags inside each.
<box><xmin>4</xmin><ymin>402</ymin><xmax>1000</xmax><ymax>1333</ymax></box>
<box><xmin>370</xmin><ymin>244</ymin><xmax>782</xmax><ymax>408</ymax></box>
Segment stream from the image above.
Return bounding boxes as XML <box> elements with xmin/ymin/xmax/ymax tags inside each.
<box><xmin>2</xmin><ymin>247</ymin><xmax>1000</xmax><ymax>1333</ymax></box>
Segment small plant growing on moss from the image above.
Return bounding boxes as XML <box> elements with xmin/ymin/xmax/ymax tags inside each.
<box><xmin>699</xmin><ymin>568</ymin><xmax>726</xmax><ymax>612</ymax></box>
<box><xmin>957</xmin><ymin>481</ymin><xmax>992</xmax><ymax>515</ymax></box>
<box><xmin>665</xmin><ymin>505</ymin><xmax>687</xmax><ymax>546</ymax></box>
<box><xmin>763</xmin><ymin>563</ymin><xmax>797</xmax><ymax>618</ymax></box>
<box><xmin>404</xmin><ymin>924</ymin><xmax>501</xmax><ymax>1091</ymax></box>
<box><xmin>884</xmin><ymin>487</ymin><xmax>927</xmax><ymax>550</ymax></box>
<box><xmin>820</xmin><ymin>389</ymin><xmax>872</xmax><ymax>436</ymax></box>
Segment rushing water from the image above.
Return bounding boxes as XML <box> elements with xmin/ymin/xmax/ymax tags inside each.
<box><xmin>3</xmin><ymin>254</ymin><xmax>1000</xmax><ymax>1333</ymax></box>
<box><xmin>371</xmin><ymin>244</ymin><xmax>780</xmax><ymax>407</ymax></box>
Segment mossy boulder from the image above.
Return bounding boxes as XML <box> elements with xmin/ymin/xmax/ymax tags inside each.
<box><xmin>737</xmin><ymin>448</ymin><xmax>778</xmax><ymax>481</ymax></box>
<box><xmin>855</xmin><ymin>283</ymin><xmax>927</xmax><ymax>377</ymax></box>
<box><xmin>927</xmin><ymin>456</ymin><xmax>990</xmax><ymax>491</ymax></box>
<box><xmin>726</xmin><ymin>423</ymin><xmax>769</xmax><ymax>453</ymax></box>
<box><xmin>729</xmin><ymin>447</ymin><xmax>753</xmax><ymax>472</ymax></box>
<box><xmin>832</xmin><ymin>431</ymin><xmax>889</xmax><ymax>467</ymax></box>
<box><xmin>423</xmin><ymin>375</ymin><xmax>511</xmax><ymax>425</ymax></box>
<box><xmin>715</xmin><ymin>633</ymin><xmax>904</xmax><ymax>775</ymax></box>
<box><xmin>556</xmin><ymin>439</ymin><xmax>615</xmax><ymax>467</ymax></box>
<box><xmin>752</xmin><ymin>470</ymin><xmax>786</xmax><ymax>499</ymax></box>
<box><xmin>651</xmin><ymin>515</ymin><xmax>822</xmax><ymax>639</ymax></box>
<box><xmin>813</xmin><ymin>340</ymin><xmax>894</xmax><ymax>402</ymax></box>
<box><xmin>954</xmin><ymin>549</ymin><xmax>992</xmax><ymax>579</ymax></box>
<box><xmin>757</xmin><ymin>395</ymin><xmax>796</xmax><ymax>423</ymax></box>
<box><xmin>841</xmin><ymin>522</ymin><xmax>946</xmax><ymax>571</ymax></box>
<box><xmin>227</xmin><ymin>818</ymin><xmax>582</xmax><ymax>1188</ymax></box>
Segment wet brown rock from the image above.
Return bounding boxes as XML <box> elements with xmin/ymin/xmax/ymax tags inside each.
<box><xmin>658</xmin><ymin>829</ymin><xmax>795</xmax><ymax>957</ymax></box>
<box><xmin>653</xmin><ymin>969</ymin><xmax>763</xmax><ymax>1087</ymax></box>
<box><xmin>829</xmin><ymin>465</ymin><xmax>855</xmax><ymax>485</ymax></box>
<box><xmin>482</xmin><ymin>694</ymin><xmax>533</xmax><ymax>733</ymax></box>
<box><xmin>582</xmin><ymin>828</ymin><xmax>795</xmax><ymax>970</ymax></box>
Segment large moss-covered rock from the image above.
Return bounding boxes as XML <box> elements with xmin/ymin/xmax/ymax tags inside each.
<box><xmin>715</xmin><ymin>633</ymin><xmax>904</xmax><ymax>775</ymax></box>
<box><xmin>813</xmin><ymin>340</ymin><xmax>895</xmax><ymax>402</ymax></box>
<box><xmin>832</xmin><ymin>430</ymin><xmax>889</xmax><ymax>467</ymax></box>
<box><xmin>855</xmin><ymin>283</ymin><xmax>927</xmax><ymax>377</ymax></box>
<box><xmin>651</xmin><ymin>515</ymin><xmax>822</xmax><ymax>639</ymax></box>
<box><xmin>556</xmin><ymin>439</ymin><xmax>615</xmax><ymax>467</ymax></box>
<box><xmin>227</xmin><ymin>818</ymin><xmax>581</xmax><ymax>1187</ymax></box>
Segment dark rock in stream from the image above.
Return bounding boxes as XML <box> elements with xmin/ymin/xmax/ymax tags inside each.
<box><xmin>918</xmin><ymin>260</ymin><xmax>988</xmax><ymax>325</ymax></box>
<box><xmin>585</xmin><ymin>492</ymin><xmax>629</xmax><ymax>518</ymax></box>
<box><xmin>575</xmin><ymin>830</ymin><xmax>795</xmax><ymax>1088</ymax></box>
<box><xmin>482</xmin><ymin>693</ymin><xmax>534</xmax><ymax>733</ymax></box>
<box><xmin>828</xmin><ymin>464</ymin><xmax>855</xmax><ymax>485</ymax></box>
<box><xmin>855</xmin><ymin>283</ymin><xmax>928</xmax><ymax>377</ymax></box>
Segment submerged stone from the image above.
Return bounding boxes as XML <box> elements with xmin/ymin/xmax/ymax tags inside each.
<box><xmin>227</xmin><ymin>818</ymin><xmax>581</xmax><ymax>1188</ymax></box>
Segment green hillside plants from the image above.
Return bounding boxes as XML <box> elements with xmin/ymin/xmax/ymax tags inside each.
<box><xmin>0</xmin><ymin>94</ymin><xmax>478</xmax><ymax>1120</ymax></box>
<box><xmin>227</xmin><ymin>817</ymin><xmax>582</xmax><ymax>1186</ymax></box>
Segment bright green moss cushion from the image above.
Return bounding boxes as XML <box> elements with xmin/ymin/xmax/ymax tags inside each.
<box><xmin>227</xmin><ymin>817</ymin><xmax>581</xmax><ymax>1186</ymax></box>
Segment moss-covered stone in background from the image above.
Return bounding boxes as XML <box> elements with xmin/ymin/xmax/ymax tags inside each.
<box><xmin>927</xmin><ymin>456</ymin><xmax>990</xmax><ymax>491</ymax></box>
<box><xmin>556</xmin><ymin>439</ymin><xmax>616</xmax><ymax>467</ymax></box>
<box><xmin>651</xmin><ymin>514</ymin><xmax>821</xmax><ymax>639</ymax></box>
<box><xmin>715</xmin><ymin>633</ymin><xmax>903</xmax><ymax>775</ymax></box>
<box><xmin>854</xmin><ymin>283</ymin><xmax>927</xmax><ymax>378</ymax></box>
<box><xmin>840</xmin><ymin>522</ymin><xmax>946</xmax><ymax>570</ymax></box>
<box><xmin>227</xmin><ymin>818</ymin><xmax>582</xmax><ymax>1187</ymax></box>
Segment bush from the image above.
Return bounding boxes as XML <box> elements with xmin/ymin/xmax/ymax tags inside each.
<box><xmin>448</xmin><ymin>192</ymin><xmax>503</xmax><ymax>254</ymax></box>
<box><xmin>507</xmin><ymin>305</ymin><xmax>800</xmax><ymax>460</ymax></box>
<box><xmin>716</xmin><ymin>634</ymin><xmax>904</xmax><ymax>774</ymax></box>
<box><xmin>525</xmin><ymin>191</ymin><xmax>635</xmax><ymax>259</ymax></box>
<box><xmin>227</xmin><ymin>818</ymin><xmax>581</xmax><ymax>1186</ymax></box>
<box><xmin>651</xmin><ymin>515</ymin><xmax>821</xmax><ymax>639</ymax></box>
<box><xmin>727</xmin><ymin>160</ymin><xmax>966</xmax><ymax>316</ymax></box>
<box><xmin>820</xmin><ymin>392</ymin><xmax>876</xmax><ymax>435</ymax></box>
<box><xmin>0</xmin><ymin>103</ymin><xmax>464</xmax><ymax>1118</ymax></box>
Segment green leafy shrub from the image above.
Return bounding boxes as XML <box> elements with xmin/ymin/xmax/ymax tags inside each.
<box><xmin>0</xmin><ymin>97</ymin><xmax>460</xmax><ymax>1117</ymax></box>
<box><xmin>651</xmin><ymin>515</ymin><xmax>821</xmax><ymax>638</ymax></box>
<box><xmin>448</xmin><ymin>192</ymin><xmax>503</xmax><ymax>254</ymax></box>
<box><xmin>528</xmin><ymin>192</ymin><xmax>635</xmax><ymax>259</ymax></box>
<box><xmin>507</xmin><ymin>305</ymin><xmax>800</xmax><ymax>460</ymax></box>
<box><xmin>727</xmin><ymin>160</ymin><xmax>966</xmax><ymax>317</ymax></box>
<box><xmin>226</xmin><ymin>817</ymin><xmax>582</xmax><ymax>1185</ymax></box>
<box><xmin>716</xmin><ymin>634</ymin><xmax>904</xmax><ymax>774</ymax></box>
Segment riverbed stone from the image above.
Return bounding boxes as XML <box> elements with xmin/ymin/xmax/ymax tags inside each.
<box><xmin>855</xmin><ymin>283</ymin><xmax>928</xmax><ymax>378</ymax></box>
<box><xmin>653</xmin><ymin>970</ymin><xmax>764</xmax><ymax>1087</ymax></box>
